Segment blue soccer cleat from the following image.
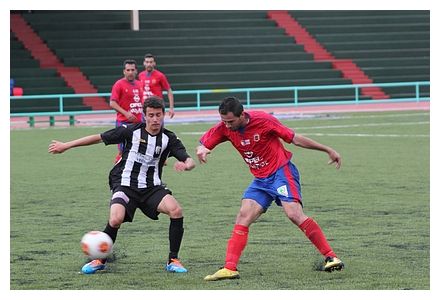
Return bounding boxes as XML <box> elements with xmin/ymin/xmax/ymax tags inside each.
<box><xmin>166</xmin><ymin>258</ymin><xmax>187</xmax><ymax>273</ymax></box>
<box><xmin>81</xmin><ymin>259</ymin><xmax>106</xmax><ymax>274</ymax></box>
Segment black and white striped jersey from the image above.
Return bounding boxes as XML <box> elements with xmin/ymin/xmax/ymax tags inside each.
<box><xmin>101</xmin><ymin>123</ymin><xmax>190</xmax><ymax>189</ymax></box>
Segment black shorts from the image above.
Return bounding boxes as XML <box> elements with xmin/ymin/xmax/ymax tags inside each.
<box><xmin>110</xmin><ymin>185</ymin><xmax>172</xmax><ymax>222</ymax></box>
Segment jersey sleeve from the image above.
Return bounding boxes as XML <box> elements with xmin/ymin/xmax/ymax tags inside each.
<box><xmin>160</xmin><ymin>73</ymin><xmax>171</xmax><ymax>91</ymax></box>
<box><xmin>110</xmin><ymin>80</ymin><xmax>121</xmax><ymax>103</ymax></box>
<box><xmin>199</xmin><ymin>123</ymin><xmax>228</xmax><ymax>150</ymax></box>
<box><xmin>266</xmin><ymin>114</ymin><xmax>295</xmax><ymax>143</ymax></box>
<box><xmin>101</xmin><ymin>125</ymin><xmax>131</xmax><ymax>145</ymax></box>
<box><xmin>167</xmin><ymin>132</ymin><xmax>190</xmax><ymax>162</ymax></box>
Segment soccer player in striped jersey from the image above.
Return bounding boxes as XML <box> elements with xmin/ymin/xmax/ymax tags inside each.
<box><xmin>197</xmin><ymin>97</ymin><xmax>344</xmax><ymax>281</ymax></box>
<box><xmin>49</xmin><ymin>97</ymin><xmax>195</xmax><ymax>274</ymax></box>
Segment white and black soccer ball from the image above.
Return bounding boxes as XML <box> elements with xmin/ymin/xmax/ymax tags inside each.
<box><xmin>80</xmin><ymin>231</ymin><xmax>113</xmax><ymax>260</ymax></box>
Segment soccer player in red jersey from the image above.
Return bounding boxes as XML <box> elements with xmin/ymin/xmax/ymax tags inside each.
<box><xmin>138</xmin><ymin>54</ymin><xmax>175</xmax><ymax>118</ymax></box>
<box><xmin>197</xmin><ymin>97</ymin><xmax>344</xmax><ymax>281</ymax></box>
<box><xmin>110</xmin><ymin>59</ymin><xmax>144</xmax><ymax>163</ymax></box>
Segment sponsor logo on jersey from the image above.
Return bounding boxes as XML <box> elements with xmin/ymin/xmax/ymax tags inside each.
<box><xmin>254</xmin><ymin>134</ymin><xmax>260</xmax><ymax>142</ymax></box>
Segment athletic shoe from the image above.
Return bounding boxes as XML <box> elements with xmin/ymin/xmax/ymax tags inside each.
<box><xmin>204</xmin><ymin>267</ymin><xmax>240</xmax><ymax>281</ymax></box>
<box><xmin>166</xmin><ymin>258</ymin><xmax>188</xmax><ymax>273</ymax></box>
<box><xmin>81</xmin><ymin>259</ymin><xmax>106</xmax><ymax>274</ymax></box>
<box><xmin>323</xmin><ymin>256</ymin><xmax>344</xmax><ymax>272</ymax></box>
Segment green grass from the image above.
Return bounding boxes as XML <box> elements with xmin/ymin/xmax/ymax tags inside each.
<box><xmin>10</xmin><ymin>110</ymin><xmax>429</xmax><ymax>290</ymax></box>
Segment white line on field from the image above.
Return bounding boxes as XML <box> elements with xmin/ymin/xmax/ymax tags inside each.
<box><xmin>332</xmin><ymin>112</ymin><xmax>429</xmax><ymax>120</ymax></box>
<box><xmin>299</xmin><ymin>133</ymin><xmax>429</xmax><ymax>138</ymax></box>
<box><xmin>180</xmin><ymin>121</ymin><xmax>429</xmax><ymax>136</ymax></box>
<box><xmin>180</xmin><ymin>131</ymin><xmax>428</xmax><ymax>138</ymax></box>
<box><xmin>294</xmin><ymin>121</ymin><xmax>429</xmax><ymax>130</ymax></box>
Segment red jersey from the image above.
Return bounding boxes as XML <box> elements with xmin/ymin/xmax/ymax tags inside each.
<box><xmin>200</xmin><ymin>111</ymin><xmax>295</xmax><ymax>178</ymax></box>
<box><xmin>138</xmin><ymin>69</ymin><xmax>171</xmax><ymax>100</ymax></box>
<box><xmin>110</xmin><ymin>78</ymin><xmax>144</xmax><ymax>123</ymax></box>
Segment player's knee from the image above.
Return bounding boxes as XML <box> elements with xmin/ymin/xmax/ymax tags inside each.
<box><xmin>109</xmin><ymin>204</ymin><xmax>125</xmax><ymax>227</ymax></box>
<box><xmin>236</xmin><ymin>209</ymin><xmax>252</xmax><ymax>225</ymax></box>
<box><xmin>109</xmin><ymin>216</ymin><xmax>123</xmax><ymax>228</ymax></box>
<box><xmin>283</xmin><ymin>201</ymin><xmax>307</xmax><ymax>225</ymax></box>
<box><xmin>168</xmin><ymin>204</ymin><xmax>183</xmax><ymax>218</ymax></box>
<box><xmin>286</xmin><ymin>210</ymin><xmax>307</xmax><ymax>226</ymax></box>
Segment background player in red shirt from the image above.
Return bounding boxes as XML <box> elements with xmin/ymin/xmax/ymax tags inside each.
<box><xmin>109</xmin><ymin>59</ymin><xmax>144</xmax><ymax>162</ymax></box>
<box><xmin>196</xmin><ymin>97</ymin><xmax>344</xmax><ymax>281</ymax></box>
<box><xmin>138</xmin><ymin>54</ymin><xmax>175</xmax><ymax>119</ymax></box>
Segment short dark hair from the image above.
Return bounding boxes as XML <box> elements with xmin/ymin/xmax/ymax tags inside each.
<box><xmin>144</xmin><ymin>53</ymin><xmax>155</xmax><ymax>60</ymax></box>
<box><xmin>219</xmin><ymin>96</ymin><xmax>243</xmax><ymax>117</ymax></box>
<box><xmin>143</xmin><ymin>96</ymin><xmax>165</xmax><ymax>114</ymax></box>
<box><xmin>123</xmin><ymin>59</ymin><xmax>137</xmax><ymax>68</ymax></box>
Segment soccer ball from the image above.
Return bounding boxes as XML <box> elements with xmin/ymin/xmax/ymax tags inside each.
<box><xmin>80</xmin><ymin>231</ymin><xmax>113</xmax><ymax>259</ymax></box>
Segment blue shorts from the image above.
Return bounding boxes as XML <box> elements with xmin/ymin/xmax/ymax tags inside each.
<box><xmin>242</xmin><ymin>161</ymin><xmax>302</xmax><ymax>211</ymax></box>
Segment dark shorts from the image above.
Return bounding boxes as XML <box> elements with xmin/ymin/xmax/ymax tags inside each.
<box><xmin>110</xmin><ymin>185</ymin><xmax>172</xmax><ymax>222</ymax></box>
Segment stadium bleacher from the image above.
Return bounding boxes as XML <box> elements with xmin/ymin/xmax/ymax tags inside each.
<box><xmin>288</xmin><ymin>10</ymin><xmax>430</xmax><ymax>99</ymax></box>
<box><xmin>10</xmin><ymin>31</ymin><xmax>92</xmax><ymax>113</ymax></box>
<box><xmin>10</xmin><ymin>10</ymin><xmax>430</xmax><ymax>113</ymax></box>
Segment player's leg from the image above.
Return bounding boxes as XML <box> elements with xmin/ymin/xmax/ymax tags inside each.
<box><xmin>278</xmin><ymin>162</ymin><xmax>344</xmax><ymax>272</ymax></box>
<box><xmin>156</xmin><ymin>194</ymin><xmax>187</xmax><ymax>273</ymax></box>
<box><xmin>282</xmin><ymin>201</ymin><xmax>344</xmax><ymax>271</ymax></box>
<box><xmin>82</xmin><ymin>189</ymin><xmax>133</xmax><ymax>274</ymax></box>
<box><xmin>205</xmin><ymin>197</ymin><xmax>266</xmax><ymax>281</ymax></box>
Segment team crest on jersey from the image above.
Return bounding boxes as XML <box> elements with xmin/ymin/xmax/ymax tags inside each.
<box><xmin>277</xmin><ymin>185</ymin><xmax>289</xmax><ymax>197</ymax></box>
<box><xmin>241</xmin><ymin>139</ymin><xmax>250</xmax><ymax>146</ymax></box>
<box><xmin>155</xmin><ymin>146</ymin><xmax>162</xmax><ymax>155</ymax></box>
<box><xmin>254</xmin><ymin>134</ymin><xmax>260</xmax><ymax>142</ymax></box>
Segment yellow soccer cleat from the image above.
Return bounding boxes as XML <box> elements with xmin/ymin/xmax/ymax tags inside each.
<box><xmin>323</xmin><ymin>256</ymin><xmax>344</xmax><ymax>272</ymax></box>
<box><xmin>204</xmin><ymin>267</ymin><xmax>240</xmax><ymax>281</ymax></box>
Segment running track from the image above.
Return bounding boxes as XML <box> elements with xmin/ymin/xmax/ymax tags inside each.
<box><xmin>10</xmin><ymin>101</ymin><xmax>430</xmax><ymax>129</ymax></box>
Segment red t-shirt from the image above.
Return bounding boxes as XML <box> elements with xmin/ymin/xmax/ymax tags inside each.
<box><xmin>200</xmin><ymin>111</ymin><xmax>295</xmax><ymax>178</ymax></box>
<box><xmin>110</xmin><ymin>78</ymin><xmax>144</xmax><ymax>122</ymax></box>
<box><xmin>138</xmin><ymin>69</ymin><xmax>171</xmax><ymax>100</ymax></box>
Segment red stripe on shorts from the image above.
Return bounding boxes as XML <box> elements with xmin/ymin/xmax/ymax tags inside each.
<box><xmin>283</xmin><ymin>164</ymin><xmax>300</xmax><ymax>201</ymax></box>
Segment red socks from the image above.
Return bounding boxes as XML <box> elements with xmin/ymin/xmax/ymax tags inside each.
<box><xmin>299</xmin><ymin>217</ymin><xmax>336</xmax><ymax>258</ymax></box>
<box><xmin>223</xmin><ymin>219</ymin><xmax>335</xmax><ymax>271</ymax></box>
<box><xmin>224</xmin><ymin>224</ymin><xmax>249</xmax><ymax>271</ymax></box>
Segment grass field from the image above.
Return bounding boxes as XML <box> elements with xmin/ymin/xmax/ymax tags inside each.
<box><xmin>10</xmin><ymin>110</ymin><xmax>430</xmax><ymax>290</ymax></box>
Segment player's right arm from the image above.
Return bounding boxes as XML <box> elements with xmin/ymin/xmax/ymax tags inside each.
<box><xmin>48</xmin><ymin>134</ymin><xmax>102</xmax><ymax>154</ymax></box>
<box><xmin>196</xmin><ymin>123</ymin><xmax>227</xmax><ymax>164</ymax></box>
<box><xmin>109</xmin><ymin>99</ymin><xmax>136</xmax><ymax>122</ymax></box>
<box><xmin>196</xmin><ymin>145</ymin><xmax>212</xmax><ymax>164</ymax></box>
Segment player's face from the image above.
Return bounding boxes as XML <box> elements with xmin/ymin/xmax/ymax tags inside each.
<box><xmin>123</xmin><ymin>64</ymin><xmax>137</xmax><ymax>81</ymax></box>
<box><xmin>144</xmin><ymin>58</ymin><xmax>156</xmax><ymax>72</ymax></box>
<box><xmin>221</xmin><ymin>112</ymin><xmax>246</xmax><ymax>131</ymax></box>
<box><xmin>145</xmin><ymin>107</ymin><xmax>164</xmax><ymax>133</ymax></box>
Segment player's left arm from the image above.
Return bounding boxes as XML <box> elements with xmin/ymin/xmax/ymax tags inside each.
<box><xmin>174</xmin><ymin>157</ymin><xmax>196</xmax><ymax>172</ymax></box>
<box><xmin>166</xmin><ymin>88</ymin><xmax>175</xmax><ymax>118</ymax></box>
<box><xmin>168</xmin><ymin>132</ymin><xmax>195</xmax><ymax>171</ymax></box>
<box><xmin>292</xmin><ymin>134</ymin><xmax>342</xmax><ymax>169</ymax></box>
<box><xmin>161</xmin><ymin>75</ymin><xmax>175</xmax><ymax>118</ymax></box>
